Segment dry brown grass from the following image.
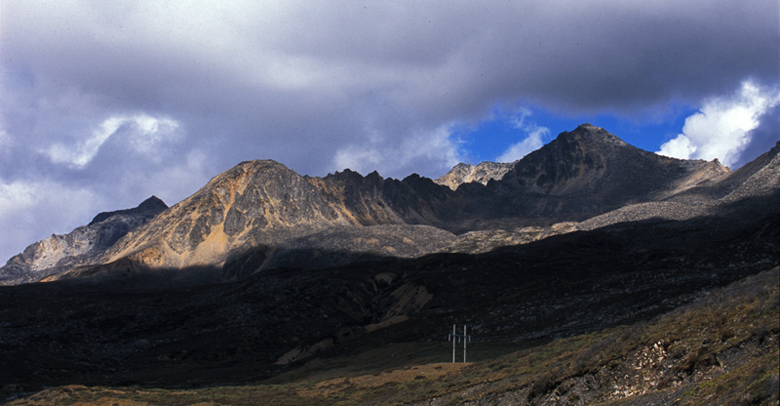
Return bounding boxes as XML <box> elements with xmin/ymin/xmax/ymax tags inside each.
<box><xmin>298</xmin><ymin>362</ymin><xmax>468</xmax><ymax>397</ymax></box>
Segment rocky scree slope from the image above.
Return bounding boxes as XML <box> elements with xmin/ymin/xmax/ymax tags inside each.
<box><xmin>578</xmin><ymin>139</ymin><xmax>780</xmax><ymax>232</ymax></box>
<box><xmin>398</xmin><ymin>268</ymin><xmax>779</xmax><ymax>406</ymax></box>
<box><xmin>0</xmin><ymin>196</ymin><xmax>167</xmax><ymax>286</ymax></box>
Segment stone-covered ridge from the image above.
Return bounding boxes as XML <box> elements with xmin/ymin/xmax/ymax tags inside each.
<box><xmin>100</xmin><ymin>160</ymin><xmax>453</xmax><ymax>271</ymax></box>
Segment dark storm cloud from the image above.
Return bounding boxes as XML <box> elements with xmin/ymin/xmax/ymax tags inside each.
<box><xmin>4</xmin><ymin>2</ymin><xmax>777</xmax><ymax>170</ymax></box>
<box><xmin>0</xmin><ymin>0</ymin><xmax>778</xmax><ymax>261</ymax></box>
<box><xmin>737</xmin><ymin>104</ymin><xmax>780</xmax><ymax>167</ymax></box>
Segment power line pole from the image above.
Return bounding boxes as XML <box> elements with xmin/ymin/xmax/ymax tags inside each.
<box><xmin>447</xmin><ymin>324</ymin><xmax>472</xmax><ymax>363</ymax></box>
<box><xmin>464</xmin><ymin>325</ymin><xmax>469</xmax><ymax>363</ymax></box>
<box><xmin>450</xmin><ymin>324</ymin><xmax>456</xmax><ymax>363</ymax></box>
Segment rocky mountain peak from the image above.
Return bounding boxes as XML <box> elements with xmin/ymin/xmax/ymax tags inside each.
<box><xmin>99</xmin><ymin>158</ymin><xmax>386</xmax><ymax>270</ymax></box>
<box><xmin>138</xmin><ymin>195</ymin><xmax>168</xmax><ymax>210</ymax></box>
<box><xmin>434</xmin><ymin>124</ymin><xmax>624</xmax><ymax>192</ymax></box>
<box><xmin>89</xmin><ymin>195</ymin><xmax>168</xmax><ymax>225</ymax></box>
<box><xmin>489</xmin><ymin>124</ymin><xmax>735</xmax><ymax>217</ymax></box>
<box><xmin>553</xmin><ymin>123</ymin><xmax>631</xmax><ymax>152</ymax></box>
<box><xmin>498</xmin><ymin>125</ymin><xmax>628</xmax><ymax>196</ymax></box>
<box><xmin>206</xmin><ymin>159</ymin><xmax>296</xmax><ymax>191</ymax></box>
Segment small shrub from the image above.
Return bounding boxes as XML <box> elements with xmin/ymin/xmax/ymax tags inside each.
<box><xmin>574</xmin><ymin>336</ymin><xmax>617</xmax><ymax>374</ymax></box>
<box><xmin>719</xmin><ymin>327</ymin><xmax>735</xmax><ymax>342</ymax></box>
<box><xmin>528</xmin><ymin>373</ymin><xmax>557</xmax><ymax>399</ymax></box>
<box><xmin>675</xmin><ymin>349</ymin><xmax>701</xmax><ymax>374</ymax></box>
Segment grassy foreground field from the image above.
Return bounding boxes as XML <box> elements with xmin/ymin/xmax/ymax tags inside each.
<box><xmin>6</xmin><ymin>268</ymin><xmax>778</xmax><ymax>406</ymax></box>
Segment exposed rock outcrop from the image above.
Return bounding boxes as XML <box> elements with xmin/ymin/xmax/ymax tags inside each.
<box><xmin>98</xmin><ymin>161</ymin><xmax>452</xmax><ymax>273</ymax></box>
<box><xmin>434</xmin><ymin>161</ymin><xmax>516</xmax><ymax>190</ymax></box>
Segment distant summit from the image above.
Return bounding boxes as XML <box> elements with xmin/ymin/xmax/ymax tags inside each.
<box><xmin>89</xmin><ymin>195</ymin><xmax>168</xmax><ymax>225</ymax></box>
<box><xmin>497</xmin><ymin>123</ymin><xmax>729</xmax><ymax>199</ymax></box>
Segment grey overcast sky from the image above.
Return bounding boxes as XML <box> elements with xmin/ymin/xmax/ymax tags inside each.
<box><xmin>0</xmin><ymin>0</ymin><xmax>778</xmax><ymax>262</ymax></box>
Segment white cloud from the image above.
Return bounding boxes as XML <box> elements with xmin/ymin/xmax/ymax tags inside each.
<box><xmin>0</xmin><ymin>182</ymin><xmax>38</xmax><ymax>219</ymax></box>
<box><xmin>332</xmin><ymin>125</ymin><xmax>461</xmax><ymax>178</ymax></box>
<box><xmin>496</xmin><ymin>108</ymin><xmax>551</xmax><ymax>163</ymax></box>
<box><xmin>333</xmin><ymin>146</ymin><xmax>383</xmax><ymax>175</ymax></box>
<box><xmin>41</xmin><ymin>114</ymin><xmax>181</xmax><ymax>168</ymax></box>
<box><xmin>43</xmin><ymin>116</ymin><xmax>123</xmax><ymax>167</ymax></box>
<box><xmin>658</xmin><ymin>81</ymin><xmax>780</xmax><ymax>167</ymax></box>
<box><xmin>127</xmin><ymin>115</ymin><xmax>182</xmax><ymax>157</ymax></box>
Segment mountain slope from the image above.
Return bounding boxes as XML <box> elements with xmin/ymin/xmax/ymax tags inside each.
<box><xmin>502</xmin><ymin>124</ymin><xmax>728</xmax><ymax>199</ymax></box>
<box><xmin>13</xmin><ymin>267</ymin><xmax>774</xmax><ymax>406</ymax></box>
<box><xmin>96</xmin><ymin>161</ymin><xmax>453</xmax><ymax>273</ymax></box>
<box><xmin>578</xmin><ymin>140</ymin><xmax>780</xmax><ymax>232</ymax></box>
<box><xmin>0</xmin><ymin>196</ymin><xmax>167</xmax><ymax>286</ymax></box>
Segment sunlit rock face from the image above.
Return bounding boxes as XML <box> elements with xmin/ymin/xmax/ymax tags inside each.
<box><xmin>434</xmin><ymin>161</ymin><xmax>517</xmax><ymax>191</ymax></box>
<box><xmin>97</xmin><ymin>160</ymin><xmax>455</xmax><ymax>274</ymax></box>
<box><xmin>95</xmin><ymin>125</ymin><xmax>751</xmax><ymax>281</ymax></box>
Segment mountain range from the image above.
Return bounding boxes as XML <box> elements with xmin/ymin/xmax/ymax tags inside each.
<box><xmin>1</xmin><ymin>123</ymin><xmax>765</xmax><ymax>285</ymax></box>
<box><xmin>0</xmin><ymin>124</ymin><xmax>777</xmax><ymax>405</ymax></box>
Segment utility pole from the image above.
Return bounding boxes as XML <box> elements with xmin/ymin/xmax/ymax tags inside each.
<box><xmin>447</xmin><ymin>324</ymin><xmax>472</xmax><ymax>363</ymax></box>
<box><xmin>450</xmin><ymin>324</ymin><xmax>456</xmax><ymax>363</ymax></box>
<box><xmin>464</xmin><ymin>325</ymin><xmax>469</xmax><ymax>363</ymax></box>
